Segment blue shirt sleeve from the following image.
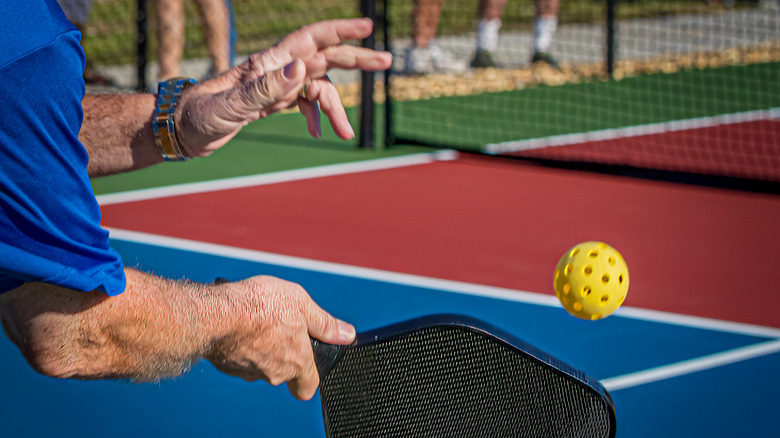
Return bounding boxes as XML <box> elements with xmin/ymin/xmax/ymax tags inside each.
<box><xmin>0</xmin><ymin>0</ymin><xmax>126</xmax><ymax>295</ymax></box>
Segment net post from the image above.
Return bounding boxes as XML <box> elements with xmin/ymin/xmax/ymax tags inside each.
<box><xmin>359</xmin><ymin>0</ymin><xmax>377</xmax><ymax>149</ymax></box>
<box><xmin>136</xmin><ymin>0</ymin><xmax>148</xmax><ymax>92</ymax></box>
<box><xmin>605</xmin><ymin>0</ymin><xmax>616</xmax><ymax>77</ymax></box>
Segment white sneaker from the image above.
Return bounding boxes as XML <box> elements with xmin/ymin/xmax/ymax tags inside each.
<box><xmin>404</xmin><ymin>43</ymin><xmax>468</xmax><ymax>74</ymax></box>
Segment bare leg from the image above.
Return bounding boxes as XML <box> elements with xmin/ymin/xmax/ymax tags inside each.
<box><xmin>406</xmin><ymin>0</ymin><xmax>467</xmax><ymax>73</ymax></box>
<box><xmin>195</xmin><ymin>0</ymin><xmax>231</xmax><ymax>77</ymax></box>
<box><xmin>536</xmin><ymin>0</ymin><xmax>560</xmax><ymax>17</ymax></box>
<box><xmin>156</xmin><ymin>0</ymin><xmax>185</xmax><ymax>81</ymax></box>
<box><xmin>477</xmin><ymin>0</ymin><xmax>508</xmax><ymax>20</ymax></box>
<box><xmin>411</xmin><ymin>0</ymin><xmax>445</xmax><ymax>48</ymax></box>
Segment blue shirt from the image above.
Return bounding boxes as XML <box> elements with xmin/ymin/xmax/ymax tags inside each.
<box><xmin>0</xmin><ymin>0</ymin><xmax>126</xmax><ymax>295</ymax></box>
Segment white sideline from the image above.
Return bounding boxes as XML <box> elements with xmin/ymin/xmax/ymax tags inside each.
<box><xmin>601</xmin><ymin>339</ymin><xmax>780</xmax><ymax>392</ymax></box>
<box><xmin>107</xmin><ymin>228</ymin><xmax>780</xmax><ymax>392</ymax></box>
<box><xmin>106</xmin><ymin>227</ymin><xmax>780</xmax><ymax>340</ymax></box>
<box><xmin>484</xmin><ymin>108</ymin><xmax>779</xmax><ymax>155</ymax></box>
<box><xmin>97</xmin><ymin>150</ymin><xmax>458</xmax><ymax>206</ymax></box>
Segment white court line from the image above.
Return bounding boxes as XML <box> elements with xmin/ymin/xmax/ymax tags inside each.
<box><xmin>601</xmin><ymin>339</ymin><xmax>780</xmax><ymax>392</ymax></box>
<box><xmin>484</xmin><ymin>108</ymin><xmax>779</xmax><ymax>155</ymax></box>
<box><xmin>97</xmin><ymin>150</ymin><xmax>458</xmax><ymax>206</ymax></box>
<box><xmin>107</xmin><ymin>227</ymin><xmax>560</xmax><ymax>308</ymax></box>
<box><xmin>106</xmin><ymin>228</ymin><xmax>780</xmax><ymax>339</ymax></box>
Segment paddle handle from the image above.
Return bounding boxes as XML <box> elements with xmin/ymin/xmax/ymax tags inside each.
<box><xmin>311</xmin><ymin>338</ymin><xmax>348</xmax><ymax>381</ymax></box>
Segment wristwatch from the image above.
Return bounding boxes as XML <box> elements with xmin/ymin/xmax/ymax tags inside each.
<box><xmin>152</xmin><ymin>77</ymin><xmax>196</xmax><ymax>161</ymax></box>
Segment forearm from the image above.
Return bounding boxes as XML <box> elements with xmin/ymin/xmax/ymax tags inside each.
<box><xmin>0</xmin><ymin>268</ymin><xmax>221</xmax><ymax>381</ymax></box>
<box><xmin>81</xmin><ymin>94</ymin><xmax>164</xmax><ymax>177</ymax></box>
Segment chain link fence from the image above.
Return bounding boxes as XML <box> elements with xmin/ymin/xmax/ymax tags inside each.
<box><xmin>81</xmin><ymin>0</ymin><xmax>364</xmax><ymax>88</ymax></box>
<box><xmin>79</xmin><ymin>0</ymin><xmax>768</xmax><ymax>89</ymax></box>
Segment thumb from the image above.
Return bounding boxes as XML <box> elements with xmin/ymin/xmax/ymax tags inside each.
<box><xmin>249</xmin><ymin>58</ymin><xmax>306</xmax><ymax>112</ymax></box>
<box><xmin>306</xmin><ymin>301</ymin><xmax>356</xmax><ymax>345</ymax></box>
<box><xmin>175</xmin><ymin>60</ymin><xmax>307</xmax><ymax>156</ymax></box>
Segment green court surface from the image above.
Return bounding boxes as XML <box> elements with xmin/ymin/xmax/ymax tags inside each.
<box><xmin>92</xmin><ymin>62</ymin><xmax>779</xmax><ymax>195</ymax></box>
<box><xmin>91</xmin><ymin>108</ymin><xmax>430</xmax><ymax>195</ymax></box>
<box><xmin>392</xmin><ymin>62</ymin><xmax>780</xmax><ymax>148</ymax></box>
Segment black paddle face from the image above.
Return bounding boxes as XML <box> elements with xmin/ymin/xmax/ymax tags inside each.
<box><xmin>313</xmin><ymin>314</ymin><xmax>616</xmax><ymax>438</ymax></box>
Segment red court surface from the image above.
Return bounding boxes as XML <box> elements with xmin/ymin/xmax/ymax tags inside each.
<box><xmin>511</xmin><ymin>120</ymin><xmax>780</xmax><ymax>181</ymax></box>
<box><xmin>101</xmin><ymin>155</ymin><xmax>780</xmax><ymax>328</ymax></box>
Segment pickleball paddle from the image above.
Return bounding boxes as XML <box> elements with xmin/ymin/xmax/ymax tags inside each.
<box><xmin>312</xmin><ymin>314</ymin><xmax>616</xmax><ymax>438</ymax></box>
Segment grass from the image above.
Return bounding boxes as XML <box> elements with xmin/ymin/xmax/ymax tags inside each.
<box><xmin>91</xmin><ymin>106</ymin><xmax>431</xmax><ymax>194</ymax></box>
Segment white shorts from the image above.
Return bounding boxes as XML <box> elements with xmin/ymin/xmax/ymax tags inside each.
<box><xmin>57</xmin><ymin>0</ymin><xmax>94</xmax><ymax>25</ymax></box>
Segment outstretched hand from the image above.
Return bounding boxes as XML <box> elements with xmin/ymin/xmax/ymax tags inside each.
<box><xmin>174</xmin><ymin>18</ymin><xmax>391</xmax><ymax>158</ymax></box>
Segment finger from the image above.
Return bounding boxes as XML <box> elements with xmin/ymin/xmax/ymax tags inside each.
<box><xmin>210</xmin><ymin>19</ymin><xmax>377</xmax><ymax>93</ymax></box>
<box><xmin>301</xmin><ymin>47</ymin><xmax>392</xmax><ymax>80</ymax></box>
<box><xmin>215</xmin><ymin>58</ymin><xmax>306</xmax><ymax>125</ymax></box>
<box><xmin>286</xmin><ymin>336</ymin><xmax>320</xmax><ymax>400</ymax></box>
<box><xmin>298</xmin><ymin>98</ymin><xmax>321</xmax><ymax>138</ymax></box>
<box><xmin>322</xmin><ymin>46</ymin><xmax>393</xmax><ymax>72</ymax></box>
<box><xmin>303</xmin><ymin>298</ymin><xmax>355</xmax><ymax>345</ymax></box>
<box><xmin>239</xmin><ymin>18</ymin><xmax>375</xmax><ymax>78</ymax></box>
<box><xmin>313</xmin><ymin>80</ymin><xmax>354</xmax><ymax>140</ymax></box>
<box><xmin>277</xmin><ymin>18</ymin><xmax>374</xmax><ymax>58</ymax></box>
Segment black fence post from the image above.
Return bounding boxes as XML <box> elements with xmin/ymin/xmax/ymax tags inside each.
<box><xmin>383</xmin><ymin>0</ymin><xmax>394</xmax><ymax>148</ymax></box>
<box><xmin>605</xmin><ymin>0</ymin><xmax>616</xmax><ymax>77</ymax></box>
<box><xmin>359</xmin><ymin>0</ymin><xmax>377</xmax><ymax>149</ymax></box>
<box><xmin>137</xmin><ymin>0</ymin><xmax>148</xmax><ymax>92</ymax></box>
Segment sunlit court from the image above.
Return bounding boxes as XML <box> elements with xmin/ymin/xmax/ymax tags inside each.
<box><xmin>1</xmin><ymin>0</ymin><xmax>779</xmax><ymax>436</ymax></box>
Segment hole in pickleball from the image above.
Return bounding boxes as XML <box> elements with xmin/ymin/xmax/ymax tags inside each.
<box><xmin>602</xmin><ymin>273</ymin><xmax>610</xmax><ymax>284</ymax></box>
<box><xmin>563</xmin><ymin>283</ymin><xmax>570</xmax><ymax>294</ymax></box>
<box><xmin>570</xmin><ymin>248</ymin><xmax>580</xmax><ymax>257</ymax></box>
<box><xmin>608</xmin><ymin>256</ymin><xmax>616</xmax><ymax>266</ymax></box>
<box><xmin>583</xmin><ymin>265</ymin><xmax>593</xmax><ymax>276</ymax></box>
<box><xmin>618</xmin><ymin>274</ymin><xmax>624</xmax><ymax>285</ymax></box>
<box><xmin>588</xmin><ymin>250</ymin><xmax>599</xmax><ymax>258</ymax></box>
<box><xmin>581</xmin><ymin>285</ymin><xmax>591</xmax><ymax>297</ymax></box>
<box><xmin>600</xmin><ymin>294</ymin><xmax>609</xmax><ymax>305</ymax></box>
<box><xmin>565</xmin><ymin>264</ymin><xmax>573</xmax><ymax>275</ymax></box>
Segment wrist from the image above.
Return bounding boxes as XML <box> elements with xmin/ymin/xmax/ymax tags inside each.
<box><xmin>172</xmin><ymin>86</ymin><xmax>197</xmax><ymax>159</ymax></box>
<box><xmin>190</xmin><ymin>282</ymin><xmax>237</xmax><ymax>358</ymax></box>
<box><xmin>152</xmin><ymin>78</ymin><xmax>196</xmax><ymax>161</ymax></box>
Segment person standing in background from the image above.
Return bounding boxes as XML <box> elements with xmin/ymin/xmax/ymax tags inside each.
<box><xmin>404</xmin><ymin>0</ymin><xmax>561</xmax><ymax>73</ymax></box>
<box><xmin>156</xmin><ymin>0</ymin><xmax>233</xmax><ymax>81</ymax></box>
<box><xmin>471</xmin><ymin>0</ymin><xmax>561</xmax><ymax>68</ymax></box>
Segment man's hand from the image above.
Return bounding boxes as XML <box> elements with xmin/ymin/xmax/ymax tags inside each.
<box><xmin>205</xmin><ymin>276</ymin><xmax>354</xmax><ymax>400</ymax></box>
<box><xmin>81</xmin><ymin>18</ymin><xmax>391</xmax><ymax>177</ymax></box>
<box><xmin>0</xmin><ymin>269</ymin><xmax>355</xmax><ymax>401</ymax></box>
<box><xmin>174</xmin><ymin>18</ymin><xmax>393</xmax><ymax>158</ymax></box>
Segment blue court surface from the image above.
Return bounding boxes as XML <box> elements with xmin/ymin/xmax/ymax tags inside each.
<box><xmin>2</xmin><ymin>234</ymin><xmax>778</xmax><ymax>437</ymax></box>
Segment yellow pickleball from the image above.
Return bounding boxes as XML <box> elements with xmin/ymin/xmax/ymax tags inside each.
<box><xmin>554</xmin><ymin>242</ymin><xmax>629</xmax><ymax>320</ymax></box>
